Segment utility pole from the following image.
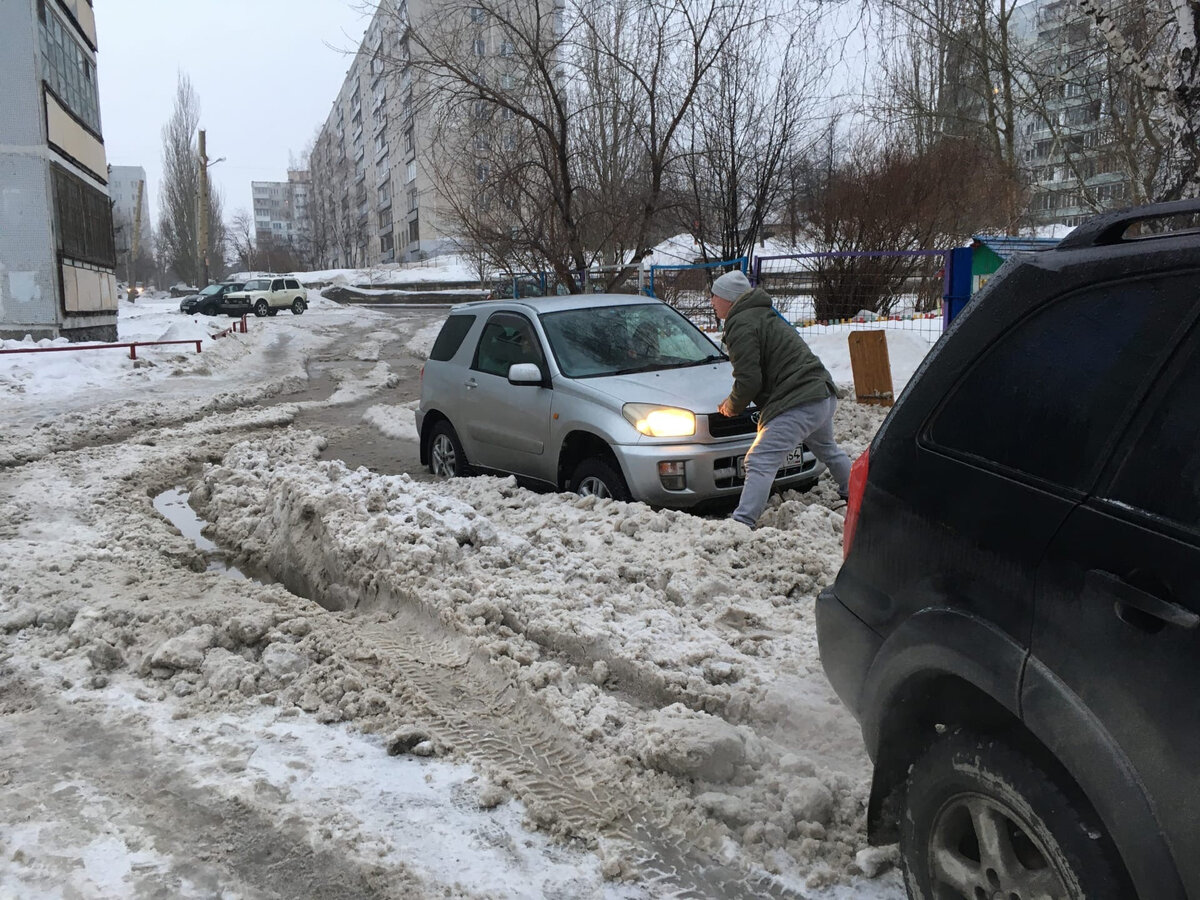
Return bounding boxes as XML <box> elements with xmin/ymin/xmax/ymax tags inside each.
<box><xmin>199</xmin><ymin>129</ymin><xmax>210</xmax><ymax>286</ymax></box>
<box><xmin>131</xmin><ymin>179</ymin><xmax>144</xmax><ymax>295</ymax></box>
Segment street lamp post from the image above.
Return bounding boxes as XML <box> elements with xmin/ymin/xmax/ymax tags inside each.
<box><xmin>197</xmin><ymin>130</ymin><xmax>226</xmax><ymax>287</ymax></box>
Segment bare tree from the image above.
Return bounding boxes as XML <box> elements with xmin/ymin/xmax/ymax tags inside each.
<box><xmin>803</xmin><ymin>130</ymin><xmax>1024</xmax><ymax>319</ymax></box>
<box><xmin>868</xmin><ymin>0</ymin><xmax>1026</xmax><ymax>169</ymax></box>
<box><xmin>676</xmin><ymin>12</ymin><xmax>827</xmax><ymax>263</ymax></box>
<box><xmin>155</xmin><ymin>74</ymin><xmax>224</xmax><ymax>286</ymax></box>
<box><xmin>227</xmin><ymin>209</ymin><xmax>256</xmax><ymax>270</ymax></box>
<box><xmin>396</xmin><ymin>0</ymin><xmax>773</xmax><ymax>291</ymax></box>
<box><xmin>1077</xmin><ymin>0</ymin><xmax>1200</xmax><ymax>199</ymax></box>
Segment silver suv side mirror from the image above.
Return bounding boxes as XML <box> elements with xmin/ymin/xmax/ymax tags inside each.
<box><xmin>507</xmin><ymin>363</ymin><xmax>543</xmax><ymax>385</ymax></box>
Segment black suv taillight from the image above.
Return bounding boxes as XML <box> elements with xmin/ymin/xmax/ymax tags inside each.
<box><xmin>842</xmin><ymin>449</ymin><xmax>870</xmax><ymax>559</ymax></box>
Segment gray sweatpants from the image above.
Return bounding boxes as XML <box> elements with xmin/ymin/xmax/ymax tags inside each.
<box><xmin>731</xmin><ymin>394</ymin><xmax>852</xmax><ymax>527</ymax></box>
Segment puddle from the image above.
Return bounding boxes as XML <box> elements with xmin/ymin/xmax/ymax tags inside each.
<box><xmin>153</xmin><ymin>488</ymin><xmax>252</xmax><ymax>580</ymax></box>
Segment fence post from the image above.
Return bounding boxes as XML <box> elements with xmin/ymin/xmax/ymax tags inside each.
<box><xmin>195</xmin><ymin>341</ymin><xmax>202</xmax><ymax>354</ymax></box>
<box><xmin>943</xmin><ymin>247</ymin><xmax>974</xmax><ymax>328</ymax></box>
<box><xmin>129</xmin><ymin>344</ymin><xmax>137</xmax><ymax>360</ymax></box>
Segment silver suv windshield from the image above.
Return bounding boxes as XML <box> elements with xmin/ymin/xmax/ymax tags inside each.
<box><xmin>539</xmin><ymin>303</ymin><xmax>724</xmax><ymax>378</ymax></box>
<box><xmin>242</xmin><ymin>279</ymin><xmax>270</xmax><ymax>291</ymax></box>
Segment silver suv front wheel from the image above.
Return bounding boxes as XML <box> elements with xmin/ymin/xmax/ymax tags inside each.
<box><xmin>571</xmin><ymin>458</ymin><xmax>630</xmax><ymax>502</ymax></box>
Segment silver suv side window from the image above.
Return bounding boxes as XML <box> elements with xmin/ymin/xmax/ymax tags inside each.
<box><xmin>271</xmin><ymin>279</ymin><xmax>284</xmax><ymax>291</ymax></box>
<box><xmin>430</xmin><ymin>314</ymin><xmax>476</xmax><ymax>361</ymax></box>
<box><xmin>472</xmin><ymin>313</ymin><xmax>544</xmax><ymax>378</ymax></box>
<box><xmin>285</xmin><ymin>279</ymin><xmax>301</xmax><ymax>290</ymax></box>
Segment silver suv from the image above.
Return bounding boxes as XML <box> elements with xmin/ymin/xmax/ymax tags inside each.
<box><xmin>416</xmin><ymin>294</ymin><xmax>819</xmax><ymax>509</ymax></box>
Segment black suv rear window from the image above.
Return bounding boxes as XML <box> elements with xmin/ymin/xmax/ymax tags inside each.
<box><xmin>430</xmin><ymin>314</ymin><xmax>477</xmax><ymax>361</ymax></box>
<box><xmin>928</xmin><ymin>274</ymin><xmax>1195</xmax><ymax>491</ymax></box>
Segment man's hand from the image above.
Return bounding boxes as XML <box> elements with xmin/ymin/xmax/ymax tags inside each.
<box><xmin>718</xmin><ymin>398</ymin><xmax>735</xmax><ymax>417</ymax></box>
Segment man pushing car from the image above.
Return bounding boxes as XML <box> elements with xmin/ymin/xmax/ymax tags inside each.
<box><xmin>710</xmin><ymin>269</ymin><xmax>852</xmax><ymax>527</ymax></box>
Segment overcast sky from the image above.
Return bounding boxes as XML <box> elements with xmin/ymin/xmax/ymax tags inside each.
<box><xmin>95</xmin><ymin>0</ymin><xmax>371</xmax><ymax>222</ymax></box>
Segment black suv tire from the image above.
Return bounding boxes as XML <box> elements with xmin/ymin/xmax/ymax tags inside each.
<box><xmin>901</xmin><ymin>729</ymin><xmax>1128</xmax><ymax>900</ymax></box>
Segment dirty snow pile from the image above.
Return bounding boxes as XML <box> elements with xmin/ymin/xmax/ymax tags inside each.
<box><xmin>178</xmin><ymin>398</ymin><xmax>894</xmax><ymax>892</ymax></box>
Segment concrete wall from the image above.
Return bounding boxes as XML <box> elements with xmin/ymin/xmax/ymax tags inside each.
<box><xmin>0</xmin><ymin>0</ymin><xmax>60</xmax><ymax>340</ymax></box>
<box><xmin>0</xmin><ymin>0</ymin><xmax>116</xmax><ymax>342</ymax></box>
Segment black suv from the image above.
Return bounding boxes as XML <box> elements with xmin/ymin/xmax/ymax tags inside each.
<box><xmin>818</xmin><ymin>200</ymin><xmax>1199</xmax><ymax>900</ymax></box>
<box><xmin>179</xmin><ymin>281</ymin><xmax>245</xmax><ymax>316</ymax></box>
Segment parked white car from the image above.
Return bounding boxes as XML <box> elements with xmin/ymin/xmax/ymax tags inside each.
<box><xmin>222</xmin><ymin>276</ymin><xmax>308</xmax><ymax>317</ymax></box>
<box><xmin>415</xmin><ymin>294</ymin><xmax>820</xmax><ymax>510</ymax></box>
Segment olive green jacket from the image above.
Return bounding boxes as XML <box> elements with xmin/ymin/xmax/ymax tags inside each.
<box><xmin>721</xmin><ymin>287</ymin><xmax>835</xmax><ymax>424</ymax></box>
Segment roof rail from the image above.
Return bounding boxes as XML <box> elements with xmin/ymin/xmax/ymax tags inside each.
<box><xmin>1057</xmin><ymin>198</ymin><xmax>1200</xmax><ymax>250</ymax></box>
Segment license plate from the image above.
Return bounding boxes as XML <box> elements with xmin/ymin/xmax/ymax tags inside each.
<box><xmin>736</xmin><ymin>446</ymin><xmax>805</xmax><ymax>478</ymax></box>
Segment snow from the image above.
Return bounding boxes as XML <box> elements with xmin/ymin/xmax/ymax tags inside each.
<box><xmin>293</xmin><ymin>255</ymin><xmax>483</xmax><ymax>287</ymax></box>
<box><xmin>0</xmin><ymin>286</ymin><xmax>924</xmax><ymax>897</ymax></box>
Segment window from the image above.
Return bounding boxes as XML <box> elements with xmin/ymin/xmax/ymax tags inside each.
<box><xmin>1104</xmin><ymin>334</ymin><xmax>1200</xmax><ymax>533</ymax></box>
<box><xmin>928</xmin><ymin>275</ymin><xmax>1199</xmax><ymax>492</ymax></box>
<box><xmin>271</xmin><ymin>279</ymin><xmax>284</xmax><ymax>291</ymax></box>
<box><xmin>284</xmin><ymin>279</ymin><xmax>301</xmax><ymax>290</ymax></box>
<box><xmin>469</xmin><ymin>6</ymin><xmax>486</xmax><ymax>22</ymax></box>
<box><xmin>473</xmin><ymin>314</ymin><xmax>544</xmax><ymax>377</ymax></box>
<box><xmin>473</xmin><ymin>38</ymin><xmax>486</xmax><ymax>56</ymax></box>
<box><xmin>499</xmin><ymin>40</ymin><xmax>515</xmax><ymax>57</ymax></box>
<box><xmin>404</xmin><ymin>127</ymin><xmax>415</xmax><ymax>155</ymax></box>
<box><xmin>51</xmin><ymin>164</ymin><xmax>115</xmax><ymax>269</ymax></box>
<box><xmin>38</xmin><ymin>6</ymin><xmax>102</xmax><ymax>134</ymax></box>
<box><xmin>378</xmin><ymin>180</ymin><xmax>392</xmax><ymax>207</ymax></box>
<box><xmin>408</xmin><ymin>215</ymin><xmax>419</xmax><ymax>244</ymax></box>
<box><xmin>430</xmin><ymin>314</ymin><xmax>477</xmax><ymax>361</ymax></box>
<box><xmin>408</xmin><ymin>188</ymin><xmax>418</xmax><ymax>211</ymax></box>
<box><xmin>476</xmin><ymin>163</ymin><xmax>490</xmax><ymax>182</ymax></box>
<box><xmin>381</xmin><ymin>233</ymin><xmax>394</xmax><ymax>254</ymax></box>
<box><xmin>406</xmin><ymin>161</ymin><xmax>417</xmax><ymax>183</ymax></box>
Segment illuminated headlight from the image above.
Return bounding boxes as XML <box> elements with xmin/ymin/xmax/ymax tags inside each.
<box><xmin>622</xmin><ymin>403</ymin><xmax>695</xmax><ymax>437</ymax></box>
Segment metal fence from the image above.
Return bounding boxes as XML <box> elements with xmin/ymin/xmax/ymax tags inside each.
<box><xmin>645</xmin><ymin>257</ymin><xmax>748</xmax><ymax>331</ymax></box>
<box><xmin>754</xmin><ymin>250</ymin><xmax>950</xmax><ymax>343</ymax></box>
<box><xmin>489</xmin><ymin>266</ymin><xmax>642</xmax><ymax>299</ymax></box>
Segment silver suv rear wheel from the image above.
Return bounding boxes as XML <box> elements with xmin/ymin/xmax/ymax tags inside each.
<box><xmin>428</xmin><ymin>421</ymin><xmax>468</xmax><ymax>478</ymax></box>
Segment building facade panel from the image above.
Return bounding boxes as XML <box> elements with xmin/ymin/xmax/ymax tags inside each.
<box><xmin>309</xmin><ymin>0</ymin><xmax>457</xmax><ymax>270</ymax></box>
<box><xmin>0</xmin><ymin>0</ymin><xmax>115</xmax><ymax>341</ymax></box>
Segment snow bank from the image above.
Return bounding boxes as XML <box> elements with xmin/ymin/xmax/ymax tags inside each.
<box><xmin>184</xmin><ymin>398</ymin><xmax>892</xmax><ymax>893</ymax></box>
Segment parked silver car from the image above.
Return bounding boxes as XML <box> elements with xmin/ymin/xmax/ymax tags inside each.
<box><xmin>416</xmin><ymin>294</ymin><xmax>820</xmax><ymax>509</ymax></box>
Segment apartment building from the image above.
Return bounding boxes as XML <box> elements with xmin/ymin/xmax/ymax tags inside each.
<box><xmin>0</xmin><ymin>0</ymin><xmax>118</xmax><ymax>341</ymax></box>
<box><xmin>310</xmin><ymin>0</ymin><xmax>457</xmax><ymax>269</ymax></box>
<box><xmin>251</xmin><ymin>170</ymin><xmax>311</xmax><ymax>251</ymax></box>
<box><xmin>1013</xmin><ymin>0</ymin><xmax>1135</xmax><ymax>227</ymax></box>
<box><xmin>108</xmin><ymin>164</ymin><xmax>152</xmax><ymax>274</ymax></box>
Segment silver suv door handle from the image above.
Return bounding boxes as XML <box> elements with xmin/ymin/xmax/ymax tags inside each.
<box><xmin>465</xmin><ymin>378</ymin><xmax>478</xmax><ymax>390</ymax></box>
<box><xmin>1086</xmin><ymin>569</ymin><xmax>1199</xmax><ymax>630</ymax></box>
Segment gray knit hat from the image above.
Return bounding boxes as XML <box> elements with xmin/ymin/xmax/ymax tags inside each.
<box><xmin>711</xmin><ymin>270</ymin><xmax>752</xmax><ymax>303</ymax></box>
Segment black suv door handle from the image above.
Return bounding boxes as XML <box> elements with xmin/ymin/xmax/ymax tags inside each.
<box><xmin>1086</xmin><ymin>569</ymin><xmax>1200</xmax><ymax>630</ymax></box>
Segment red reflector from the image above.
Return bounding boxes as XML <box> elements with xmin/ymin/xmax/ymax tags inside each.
<box><xmin>842</xmin><ymin>449</ymin><xmax>870</xmax><ymax>559</ymax></box>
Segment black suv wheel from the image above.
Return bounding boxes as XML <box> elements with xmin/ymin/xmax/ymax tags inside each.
<box><xmin>902</xmin><ymin>730</ymin><xmax>1127</xmax><ymax>900</ymax></box>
